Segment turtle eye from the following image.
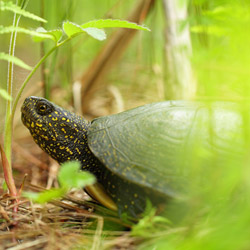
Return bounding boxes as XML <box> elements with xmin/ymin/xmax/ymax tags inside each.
<box><xmin>39</xmin><ymin>104</ymin><xmax>46</xmax><ymax>112</ymax></box>
<box><xmin>36</xmin><ymin>101</ymin><xmax>53</xmax><ymax>115</ymax></box>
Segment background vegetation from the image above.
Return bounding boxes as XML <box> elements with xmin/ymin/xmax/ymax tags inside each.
<box><xmin>1</xmin><ymin>0</ymin><xmax>250</xmax><ymax>249</ymax></box>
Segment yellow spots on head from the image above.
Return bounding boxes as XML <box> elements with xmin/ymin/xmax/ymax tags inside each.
<box><xmin>66</xmin><ymin>147</ymin><xmax>73</xmax><ymax>155</ymax></box>
<box><xmin>75</xmin><ymin>147</ymin><xmax>81</xmax><ymax>155</ymax></box>
<box><xmin>22</xmin><ymin>99</ymin><xmax>93</xmax><ymax>167</ymax></box>
<box><xmin>112</xmin><ymin>184</ymin><xmax>115</xmax><ymax>189</ymax></box>
<box><xmin>124</xmin><ymin>205</ymin><xmax>128</xmax><ymax>209</ymax></box>
<box><xmin>131</xmin><ymin>201</ymin><xmax>135</xmax><ymax>205</ymax></box>
<box><xmin>134</xmin><ymin>193</ymin><xmax>138</xmax><ymax>198</ymax></box>
<box><xmin>61</xmin><ymin>128</ymin><xmax>66</xmax><ymax>134</ymax></box>
<box><xmin>41</xmin><ymin>135</ymin><xmax>49</xmax><ymax>140</ymax></box>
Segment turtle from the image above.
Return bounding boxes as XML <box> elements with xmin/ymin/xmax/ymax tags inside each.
<box><xmin>21</xmin><ymin>96</ymin><xmax>246</xmax><ymax>217</ymax></box>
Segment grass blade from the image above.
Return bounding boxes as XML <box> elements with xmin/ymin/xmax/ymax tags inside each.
<box><xmin>0</xmin><ymin>52</ymin><xmax>32</xmax><ymax>70</ymax></box>
<box><xmin>0</xmin><ymin>1</ymin><xmax>47</xmax><ymax>23</ymax></box>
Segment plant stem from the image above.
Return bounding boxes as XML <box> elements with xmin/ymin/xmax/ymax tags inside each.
<box><xmin>4</xmin><ymin>0</ymin><xmax>29</xmax><ymax>166</ymax></box>
<box><xmin>5</xmin><ymin>38</ymin><xmax>71</xmax><ymax>162</ymax></box>
<box><xmin>3</xmin><ymin>32</ymin><xmax>70</xmax><ymax>198</ymax></box>
<box><xmin>0</xmin><ymin>144</ymin><xmax>17</xmax><ymax>199</ymax></box>
<box><xmin>2</xmin><ymin>1</ymin><xmax>28</xmax><ymax>202</ymax></box>
<box><xmin>4</xmin><ymin>3</ymin><xmax>19</xmax><ymax>163</ymax></box>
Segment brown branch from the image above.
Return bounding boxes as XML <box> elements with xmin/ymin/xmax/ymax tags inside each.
<box><xmin>80</xmin><ymin>0</ymin><xmax>155</xmax><ymax>114</ymax></box>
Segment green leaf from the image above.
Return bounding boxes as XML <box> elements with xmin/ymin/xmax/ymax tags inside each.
<box><xmin>0</xmin><ymin>1</ymin><xmax>47</xmax><ymax>23</ymax></box>
<box><xmin>32</xmin><ymin>27</ymin><xmax>47</xmax><ymax>42</ymax></box>
<box><xmin>48</xmin><ymin>29</ymin><xmax>63</xmax><ymax>43</ymax></box>
<box><xmin>23</xmin><ymin>188</ymin><xmax>66</xmax><ymax>204</ymax></box>
<box><xmin>203</xmin><ymin>6</ymin><xmax>229</xmax><ymax>18</ymax></box>
<box><xmin>63</xmin><ymin>21</ymin><xmax>106</xmax><ymax>41</ymax></box>
<box><xmin>63</xmin><ymin>21</ymin><xmax>82</xmax><ymax>37</ymax></box>
<box><xmin>58</xmin><ymin>161</ymin><xmax>96</xmax><ymax>189</ymax></box>
<box><xmin>82</xmin><ymin>27</ymin><xmax>106</xmax><ymax>41</ymax></box>
<box><xmin>81</xmin><ymin>19</ymin><xmax>150</xmax><ymax>31</ymax></box>
<box><xmin>190</xmin><ymin>25</ymin><xmax>228</xmax><ymax>36</ymax></box>
<box><xmin>0</xmin><ymin>89</ymin><xmax>12</xmax><ymax>101</ymax></box>
<box><xmin>131</xmin><ymin>207</ymin><xmax>171</xmax><ymax>237</ymax></box>
<box><xmin>0</xmin><ymin>25</ymin><xmax>54</xmax><ymax>40</ymax></box>
<box><xmin>32</xmin><ymin>27</ymin><xmax>62</xmax><ymax>43</ymax></box>
<box><xmin>63</xmin><ymin>19</ymin><xmax>149</xmax><ymax>41</ymax></box>
<box><xmin>0</xmin><ymin>52</ymin><xmax>32</xmax><ymax>70</ymax></box>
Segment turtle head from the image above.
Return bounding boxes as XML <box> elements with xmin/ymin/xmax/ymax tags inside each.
<box><xmin>21</xmin><ymin>96</ymin><xmax>91</xmax><ymax>164</ymax></box>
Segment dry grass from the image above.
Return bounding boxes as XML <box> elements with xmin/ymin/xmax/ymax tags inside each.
<box><xmin>0</xmin><ymin>178</ymin><xmax>141</xmax><ymax>250</ymax></box>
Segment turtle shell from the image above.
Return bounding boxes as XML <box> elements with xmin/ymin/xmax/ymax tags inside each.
<box><xmin>87</xmin><ymin>101</ymin><xmax>245</xmax><ymax>198</ymax></box>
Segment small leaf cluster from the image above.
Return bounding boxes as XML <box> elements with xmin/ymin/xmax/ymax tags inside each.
<box><xmin>33</xmin><ymin>19</ymin><xmax>150</xmax><ymax>44</ymax></box>
<box><xmin>131</xmin><ymin>200</ymin><xmax>171</xmax><ymax>237</ymax></box>
<box><xmin>23</xmin><ymin>161</ymin><xmax>96</xmax><ymax>204</ymax></box>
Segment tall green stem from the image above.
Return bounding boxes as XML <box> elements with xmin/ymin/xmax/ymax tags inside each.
<box><xmin>4</xmin><ymin>0</ymin><xmax>30</xmax><ymax>162</ymax></box>
<box><xmin>5</xmin><ymin>38</ymin><xmax>71</xmax><ymax>160</ymax></box>
<box><xmin>3</xmin><ymin>0</ymin><xmax>29</xmax><ymax>198</ymax></box>
<box><xmin>4</xmin><ymin>4</ymin><xmax>19</xmax><ymax>164</ymax></box>
<box><xmin>3</xmin><ymin>29</ymin><xmax>70</xmax><ymax>196</ymax></box>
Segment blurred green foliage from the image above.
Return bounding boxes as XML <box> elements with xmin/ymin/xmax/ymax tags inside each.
<box><xmin>23</xmin><ymin>161</ymin><xmax>96</xmax><ymax>203</ymax></box>
<box><xmin>190</xmin><ymin>0</ymin><xmax>250</xmax><ymax>100</ymax></box>
<box><xmin>139</xmin><ymin>2</ymin><xmax>250</xmax><ymax>249</ymax></box>
<box><xmin>1</xmin><ymin>0</ymin><xmax>250</xmax><ymax>249</ymax></box>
